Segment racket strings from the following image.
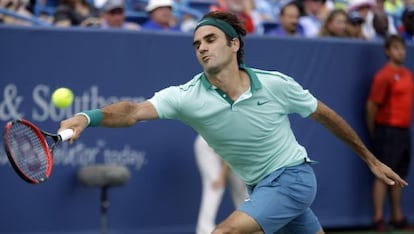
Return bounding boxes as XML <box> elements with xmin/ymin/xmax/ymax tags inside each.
<box><xmin>7</xmin><ymin>123</ymin><xmax>49</xmax><ymax>181</ymax></box>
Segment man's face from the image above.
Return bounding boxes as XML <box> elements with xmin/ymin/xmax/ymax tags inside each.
<box><xmin>151</xmin><ymin>6</ymin><xmax>173</xmax><ymax>26</ymax></box>
<box><xmin>104</xmin><ymin>8</ymin><xmax>125</xmax><ymax>28</ymax></box>
<box><xmin>280</xmin><ymin>5</ymin><xmax>300</xmax><ymax>34</ymax></box>
<box><xmin>386</xmin><ymin>42</ymin><xmax>406</xmax><ymax>65</ymax></box>
<box><xmin>193</xmin><ymin>26</ymin><xmax>238</xmax><ymax>74</ymax></box>
<box><xmin>373</xmin><ymin>13</ymin><xmax>388</xmax><ymax>35</ymax></box>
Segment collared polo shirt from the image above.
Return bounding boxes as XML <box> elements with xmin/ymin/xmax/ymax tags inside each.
<box><xmin>148</xmin><ymin>66</ymin><xmax>318</xmax><ymax>185</ymax></box>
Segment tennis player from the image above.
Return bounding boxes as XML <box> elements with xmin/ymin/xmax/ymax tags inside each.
<box><xmin>59</xmin><ymin>11</ymin><xmax>408</xmax><ymax>234</ymax></box>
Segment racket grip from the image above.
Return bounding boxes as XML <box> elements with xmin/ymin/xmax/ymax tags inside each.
<box><xmin>58</xmin><ymin>129</ymin><xmax>74</xmax><ymax>142</ymax></box>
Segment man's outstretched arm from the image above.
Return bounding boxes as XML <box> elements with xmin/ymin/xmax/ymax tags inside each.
<box><xmin>58</xmin><ymin>101</ymin><xmax>159</xmax><ymax>143</ymax></box>
<box><xmin>309</xmin><ymin>100</ymin><xmax>408</xmax><ymax>187</ymax></box>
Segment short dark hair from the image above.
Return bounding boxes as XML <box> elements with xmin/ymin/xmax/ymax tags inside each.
<box><xmin>201</xmin><ymin>11</ymin><xmax>247</xmax><ymax>65</ymax></box>
<box><xmin>280</xmin><ymin>2</ymin><xmax>300</xmax><ymax>16</ymax></box>
<box><xmin>384</xmin><ymin>34</ymin><xmax>405</xmax><ymax>50</ymax></box>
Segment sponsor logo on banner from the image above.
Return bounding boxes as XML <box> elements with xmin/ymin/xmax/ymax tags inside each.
<box><xmin>0</xmin><ymin>84</ymin><xmax>147</xmax><ymax>171</ymax></box>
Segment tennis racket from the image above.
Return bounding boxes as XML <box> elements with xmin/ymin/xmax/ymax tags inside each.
<box><xmin>3</xmin><ymin>119</ymin><xmax>73</xmax><ymax>184</ymax></box>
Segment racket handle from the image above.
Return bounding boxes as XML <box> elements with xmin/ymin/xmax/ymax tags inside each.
<box><xmin>58</xmin><ymin>129</ymin><xmax>74</xmax><ymax>142</ymax></box>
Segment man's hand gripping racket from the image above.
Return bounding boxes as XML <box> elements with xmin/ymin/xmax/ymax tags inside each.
<box><xmin>3</xmin><ymin>119</ymin><xmax>73</xmax><ymax>184</ymax></box>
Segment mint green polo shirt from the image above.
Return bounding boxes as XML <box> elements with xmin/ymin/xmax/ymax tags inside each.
<box><xmin>148</xmin><ymin>66</ymin><xmax>318</xmax><ymax>185</ymax></box>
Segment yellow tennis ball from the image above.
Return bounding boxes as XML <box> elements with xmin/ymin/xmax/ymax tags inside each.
<box><xmin>51</xmin><ymin>87</ymin><xmax>74</xmax><ymax>109</ymax></box>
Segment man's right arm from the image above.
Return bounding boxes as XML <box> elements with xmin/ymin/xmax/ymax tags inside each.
<box><xmin>58</xmin><ymin>101</ymin><xmax>159</xmax><ymax>142</ymax></box>
<box><xmin>100</xmin><ymin>101</ymin><xmax>159</xmax><ymax>127</ymax></box>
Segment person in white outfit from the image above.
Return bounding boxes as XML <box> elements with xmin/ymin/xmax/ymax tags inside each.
<box><xmin>194</xmin><ymin>134</ymin><xmax>247</xmax><ymax>234</ymax></box>
<box><xmin>347</xmin><ymin>0</ymin><xmax>397</xmax><ymax>39</ymax></box>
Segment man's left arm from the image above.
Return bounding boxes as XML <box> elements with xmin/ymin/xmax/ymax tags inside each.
<box><xmin>309</xmin><ymin>100</ymin><xmax>408</xmax><ymax>187</ymax></box>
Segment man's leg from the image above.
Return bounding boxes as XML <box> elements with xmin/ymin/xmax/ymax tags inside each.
<box><xmin>373</xmin><ymin>126</ymin><xmax>410</xmax><ymax>229</ymax></box>
<box><xmin>215</xmin><ymin>163</ymin><xmax>318</xmax><ymax>234</ymax></box>
<box><xmin>213</xmin><ymin>210</ymin><xmax>263</xmax><ymax>234</ymax></box>
<box><xmin>213</xmin><ymin>208</ymin><xmax>324</xmax><ymax>234</ymax></box>
<box><xmin>277</xmin><ymin>208</ymin><xmax>323</xmax><ymax>234</ymax></box>
<box><xmin>371</xmin><ymin>125</ymin><xmax>392</xmax><ymax>230</ymax></box>
<box><xmin>390</xmin><ymin>185</ymin><xmax>404</xmax><ymax>221</ymax></box>
<box><xmin>372</xmin><ymin>179</ymin><xmax>387</xmax><ymax>222</ymax></box>
<box><xmin>389</xmin><ymin>128</ymin><xmax>410</xmax><ymax>227</ymax></box>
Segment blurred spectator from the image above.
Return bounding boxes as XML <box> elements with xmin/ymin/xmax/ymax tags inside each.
<box><xmin>0</xmin><ymin>0</ymin><xmax>34</xmax><ymax>25</ymax></box>
<box><xmin>299</xmin><ymin>0</ymin><xmax>329</xmax><ymax>38</ymax></box>
<box><xmin>383</xmin><ymin>0</ymin><xmax>404</xmax><ymax>28</ymax></box>
<box><xmin>242</xmin><ymin>0</ymin><xmax>279</xmax><ymax>34</ymax></box>
<box><xmin>366</xmin><ymin>34</ymin><xmax>412</xmax><ymax>232</ymax></box>
<box><xmin>346</xmin><ymin>10</ymin><xmax>367</xmax><ymax>39</ymax></box>
<box><xmin>375</xmin><ymin>0</ymin><xmax>401</xmax><ymax>30</ymax></box>
<box><xmin>371</xmin><ymin>11</ymin><xmax>390</xmax><ymax>40</ymax></box>
<box><xmin>267</xmin><ymin>1</ymin><xmax>304</xmax><ymax>36</ymax></box>
<box><xmin>243</xmin><ymin>0</ymin><xmax>265</xmax><ymax>34</ymax></box>
<box><xmin>179</xmin><ymin>12</ymin><xmax>199</xmax><ymax>32</ymax></box>
<box><xmin>141</xmin><ymin>0</ymin><xmax>180</xmax><ymax>31</ymax></box>
<box><xmin>253</xmin><ymin>0</ymin><xmax>278</xmax><ymax>23</ymax></box>
<box><xmin>53</xmin><ymin>0</ymin><xmax>100</xmax><ymax>27</ymax></box>
<box><xmin>94</xmin><ymin>0</ymin><xmax>106</xmax><ymax>8</ymax></box>
<box><xmin>210</xmin><ymin>0</ymin><xmax>256</xmax><ymax>33</ymax></box>
<box><xmin>348</xmin><ymin>0</ymin><xmax>397</xmax><ymax>39</ymax></box>
<box><xmin>194</xmin><ymin>135</ymin><xmax>247</xmax><ymax>234</ymax></box>
<box><xmin>318</xmin><ymin>8</ymin><xmax>349</xmax><ymax>37</ymax></box>
<box><xmin>399</xmin><ymin>6</ymin><xmax>414</xmax><ymax>43</ymax></box>
<box><xmin>333</xmin><ymin>0</ymin><xmax>349</xmax><ymax>9</ymax></box>
<box><xmin>173</xmin><ymin>0</ymin><xmax>200</xmax><ymax>33</ymax></box>
<box><xmin>256</xmin><ymin>0</ymin><xmax>281</xmax><ymax>34</ymax></box>
<box><xmin>100</xmin><ymin>0</ymin><xmax>140</xmax><ymax>30</ymax></box>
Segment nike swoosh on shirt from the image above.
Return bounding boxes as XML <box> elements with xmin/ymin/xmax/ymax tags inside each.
<box><xmin>257</xmin><ymin>100</ymin><xmax>270</xmax><ymax>105</ymax></box>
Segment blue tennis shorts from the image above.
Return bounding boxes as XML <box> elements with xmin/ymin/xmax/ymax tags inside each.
<box><xmin>239</xmin><ymin>163</ymin><xmax>322</xmax><ymax>234</ymax></box>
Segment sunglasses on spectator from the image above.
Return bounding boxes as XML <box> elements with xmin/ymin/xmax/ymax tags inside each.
<box><xmin>349</xmin><ymin>20</ymin><xmax>364</xmax><ymax>26</ymax></box>
<box><xmin>109</xmin><ymin>8</ymin><xmax>124</xmax><ymax>14</ymax></box>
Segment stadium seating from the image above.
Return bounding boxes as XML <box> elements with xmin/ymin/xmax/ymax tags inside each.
<box><xmin>0</xmin><ymin>7</ymin><xmax>52</xmax><ymax>26</ymax></box>
<box><xmin>187</xmin><ymin>0</ymin><xmax>216</xmax><ymax>14</ymax></box>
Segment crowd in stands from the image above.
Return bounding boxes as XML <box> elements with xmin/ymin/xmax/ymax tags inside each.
<box><xmin>0</xmin><ymin>0</ymin><xmax>413</xmax><ymax>43</ymax></box>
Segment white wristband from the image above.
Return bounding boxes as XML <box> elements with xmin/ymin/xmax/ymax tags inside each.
<box><xmin>75</xmin><ymin>112</ymin><xmax>91</xmax><ymax>126</ymax></box>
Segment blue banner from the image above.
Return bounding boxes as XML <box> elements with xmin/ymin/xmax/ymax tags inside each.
<box><xmin>1</xmin><ymin>26</ymin><xmax>414</xmax><ymax>233</ymax></box>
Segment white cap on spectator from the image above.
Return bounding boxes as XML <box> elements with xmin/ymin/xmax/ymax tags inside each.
<box><xmin>145</xmin><ymin>0</ymin><xmax>173</xmax><ymax>12</ymax></box>
<box><xmin>347</xmin><ymin>0</ymin><xmax>375</xmax><ymax>12</ymax></box>
<box><xmin>103</xmin><ymin>0</ymin><xmax>124</xmax><ymax>11</ymax></box>
<box><xmin>348</xmin><ymin>11</ymin><xmax>365</xmax><ymax>24</ymax></box>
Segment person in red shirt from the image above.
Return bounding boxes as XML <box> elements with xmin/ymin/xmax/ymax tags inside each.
<box><xmin>210</xmin><ymin>0</ymin><xmax>255</xmax><ymax>33</ymax></box>
<box><xmin>366</xmin><ymin>34</ymin><xmax>414</xmax><ymax>231</ymax></box>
